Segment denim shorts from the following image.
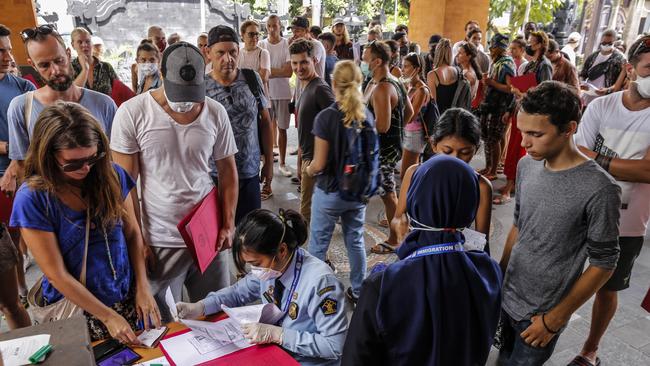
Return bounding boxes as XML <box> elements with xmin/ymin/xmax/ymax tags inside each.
<box><xmin>403</xmin><ymin>128</ymin><xmax>426</xmax><ymax>153</ymax></box>
<box><xmin>497</xmin><ymin>309</ymin><xmax>563</xmax><ymax>366</ymax></box>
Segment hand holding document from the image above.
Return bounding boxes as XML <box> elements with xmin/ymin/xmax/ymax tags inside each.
<box><xmin>462</xmin><ymin>228</ymin><xmax>488</xmax><ymax>252</ymax></box>
<box><xmin>134</xmin><ymin>327</ymin><xmax>168</xmax><ymax>349</ymax></box>
<box><xmin>221</xmin><ymin>303</ymin><xmax>284</xmax><ymax>325</ymax></box>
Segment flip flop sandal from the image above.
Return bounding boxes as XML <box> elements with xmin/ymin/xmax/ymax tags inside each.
<box><xmin>291</xmin><ymin>177</ymin><xmax>300</xmax><ymax>185</ymax></box>
<box><xmin>492</xmin><ymin>195</ymin><xmax>512</xmax><ymax>205</ymax></box>
<box><xmin>371</xmin><ymin>242</ymin><xmax>397</xmax><ymax>255</ymax></box>
<box><xmin>567</xmin><ymin>355</ymin><xmax>601</xmax><ymax>366</ymax></box>
<box><xmin>261</xmin><ymin>186</ymin><xmax>273</xmax><ymax>201</ymax></box>
<box><xmin>377</xmin><ymin>212</ymin><xmax>389</xmax><ymax>228</ymax></box>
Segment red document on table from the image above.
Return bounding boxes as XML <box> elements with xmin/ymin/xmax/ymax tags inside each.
<box><xmin>177</xmin><ymin>187</ymin><xmax>220</xmax><ymax>274</ymax></box>
<box><xmin>0</xmin><ymin>193</ymin><xmax>13</xmax><ymax>225</ymax></box>
<box><xmin>159</xmin><ymin>328</ymin><xmax>300</xmax><ymax>366</ymax></box>
<box><xmin>510</xmin><ymin>73</ymin><xmax>538</xmax><ymax>93</ymax></box>
<box><xmin>642</xmin><ymin>286</ymin><xmax>650</xmax><ymax>313</ymax></box>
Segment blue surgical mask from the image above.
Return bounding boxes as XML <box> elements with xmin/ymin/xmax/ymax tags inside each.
<box><xmin>360</xmin><ymin>61</ymin><xmax>370</xmax><ymax>78</ymax></box>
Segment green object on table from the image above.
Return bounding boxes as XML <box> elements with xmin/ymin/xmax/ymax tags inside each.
<box><xmin>28</xmin><ymin>344</ymin><xmax>52</xmax><ymax>364</ymax></box>
<box><xmin>150</xmin><ymin>364</ymin><xmax>164</xmax><ymax>366</ymax></box>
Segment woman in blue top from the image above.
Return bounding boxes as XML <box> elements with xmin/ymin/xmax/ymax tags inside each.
<box><xmin>176</xmin><ymin>209</ymin><xmax>347</xmax><ymax>366</ymax></box>
<box><xmin>10</xmin><ymin>102</ymin><xmax>160</xmax><ymax>343</ymax></box>
<box><xmin>342</xmin><ymin>154</ymin><xmax>502</xmax><ymax>366</ymax></box>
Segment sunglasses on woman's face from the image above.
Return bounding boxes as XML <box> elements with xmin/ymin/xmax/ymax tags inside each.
<box><xmin>20</xmin><ymin>24</ymin><xmax>56</xmax><ymax>42</ymax></box>
<box><xmin>58</xmin><ymin>152</ymin><xmax>106</xmax><ymax>172</ymax></box>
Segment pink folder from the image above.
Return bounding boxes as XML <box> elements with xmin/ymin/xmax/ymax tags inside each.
<box><xmin>643</xmin><ymin>286</ymin><xmax>650</xmax><ymax>313</ymax></box>
<box><xmin>0</xmin><ymin>192</ymin><xmax>13</xmax><ymax>225</ymax></box>
<box><xmin>177</xmin><ymin>187</ymin><xmax>220</xmax><ymax>274</ymax></box>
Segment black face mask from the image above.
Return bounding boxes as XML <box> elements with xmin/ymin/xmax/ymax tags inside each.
<box><xmin>525</xmin><ymin>45</ymin><xmax>535</xmax><ymax>56</ymax></box>
<box><xmin>400</xmin><ymin>45</ymin><xmax>408</xmax><ymax>57</ymax></box>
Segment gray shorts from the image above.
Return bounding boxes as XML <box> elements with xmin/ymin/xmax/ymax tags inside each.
<box><xmin>0</xmin><ymin>224</ymin><xmax>18</xmax><ymax>274</ymax></box>
<box><xmin>148</xmin><ymin>246</ymin><xmax>231</xmax><ymax>322</ymax></box>
<box><xmin>270</xmin><ymin>99</ymin><xmax>291</xmax><ymax>129</ymax></box>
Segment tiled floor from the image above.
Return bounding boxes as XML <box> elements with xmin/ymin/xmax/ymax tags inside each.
<box><xmin>3</xmin><ymin>129</ymin><xmax>649</xmax><ymax>365</ymax></box>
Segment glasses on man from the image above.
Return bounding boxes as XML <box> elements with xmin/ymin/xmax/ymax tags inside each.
<box><xmin>20</xmin><ymin>24</ymin><xmax>57</xmax><ymax>42</ymax></box>
<box><xmin>247</xmin><ymin>32</ymin><xmax>260</xmax><ymax>38</ymax></box>
<box><xmin>58</xmin><ymin>151</ymin><xmax>106</xmax><ymax>172</ymax></box>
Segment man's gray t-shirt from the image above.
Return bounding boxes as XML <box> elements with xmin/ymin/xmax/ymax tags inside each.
<box><xmin>8</xmin><ymin>89</ymin><xmax>117</xmax><ymax>160</ymax></box>
<box><xmin>502</xmin><ymin>156</ymin><xmax>621</xmax><ymax>321</ymax></box>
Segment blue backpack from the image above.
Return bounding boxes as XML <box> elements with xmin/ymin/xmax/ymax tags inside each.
<box><xmin>338</xmin><ymin>119</ymin><xmax>381</xmax><ymax>203</ymax></box>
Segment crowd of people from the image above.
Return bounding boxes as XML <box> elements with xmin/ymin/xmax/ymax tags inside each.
<box><xmin>0</xmin><ymin>14</ymin><xmax>649</xmax><ymax>366</ymax></box>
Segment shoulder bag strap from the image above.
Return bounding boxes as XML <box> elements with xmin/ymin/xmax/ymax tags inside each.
<box><xmin>79</xmin><ymin>209</ymin><xmax>90</xmax><ymax>286</ymax></box>
<box><xmin>24</xmin><ymin>91</ymin><xmax>34</xmax><ymax>133</ymax></box>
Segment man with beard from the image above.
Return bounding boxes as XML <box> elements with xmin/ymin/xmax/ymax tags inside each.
<box><xmin>204</xmin><ymin>25</ymin><xmax>274</xmax><ymax>221</ymax></box>
<box><xmin>2</xmin><ymin>25</ymin><xmax>116</xmax><ymax>196</ymax></box>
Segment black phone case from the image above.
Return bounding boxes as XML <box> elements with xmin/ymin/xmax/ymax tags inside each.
<box><xmin>92</xmin><ymin>338</ymin><xmax>124</xmax><ymax>362</ymax></box>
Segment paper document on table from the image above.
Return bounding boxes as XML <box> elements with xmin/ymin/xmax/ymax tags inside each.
<box><xmin>164</xmin><ymin>287</ymin><xmax>178</xmax><ymax>321</ymax></box>
<box><xmin>161</xmin><ymin>318</ymin><xmax>253</xmax><ymax>364</ymax></box>
<box><xmin>463</xmin><ymin>228</ymin><xmax>487</xmax><ymax>252</ymax></box>
<box><xmin>134</xmin><ymin>356</ymin><xmax>170</xmax><ymax>366</ymax></box>
<box><xmin>0</xmin><ymin>334</ymin><xmax>51</xmax><ymax>366</ymax></box>
<box><xmin>135</xmin><ymin>326</ymin><xmax>168</xmax><ymax>348</ymax></box>
<box><xmin>221</xmin><ymin>303</ymin><xmax>284</xmax><ymax>325</ymax></box>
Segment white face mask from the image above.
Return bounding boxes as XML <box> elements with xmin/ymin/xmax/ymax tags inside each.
<box><xmin>600</xmin><ymin>44</ymin><xmax>613</xmax><ymax>53</ymax></box>
<box><xmin>164</xmin><ymin>91</ymin><xmax>196</xmax><ymax>113</ymax></box>
<box><xmin>250</xmin><ymin>264</ymin><xmax>283</xmax><ymax>281</ymax></box>
<box><xmin>360</xmin><ymin>61</ymin><xmax>370</xmax><ymax>78</ymax></box>
<box><xmin>634</xmin><ymin>74</ymin><xmax>650</xmax><ymax>99</ymax></box>
<box><xmin>138</xmin><ymin>62</ymin><xmax>158</xmax><ymax>76</ymax></box>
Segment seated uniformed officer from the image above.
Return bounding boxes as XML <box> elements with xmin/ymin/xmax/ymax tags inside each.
<box><xmin>176</xmin><ymin>208</ymin><xmax>347</xmax><ymax>366</ymax></box>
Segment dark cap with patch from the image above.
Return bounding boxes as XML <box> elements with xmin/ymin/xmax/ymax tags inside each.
<box><xmin>207</xmin><ymin>25</ymin><xmax>240</xmax><ymax>47</ymax></box>
<box><xmin>490</xmin><ymin>33</ymin><xmax>510</xmax><ymax>50</ymax></box>
<box><xmin>290</xmin><ymin>16</ymin><xmax>309</xmax><ymax>30</ymax></box>
<box><xmin>161</xmin><ymin>41</ymin><xmax>205</xmax><ymax>103</ymax></box>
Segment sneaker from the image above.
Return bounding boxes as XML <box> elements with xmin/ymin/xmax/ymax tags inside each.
<box><xmin>279</xmin><ymin>165</ymin><xmax>292</xmax><ymax>177</ymax></box>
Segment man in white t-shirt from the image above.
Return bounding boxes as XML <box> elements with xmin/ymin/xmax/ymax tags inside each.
<box><xmin>561</xmin><ymin>32</ymin><xmax>581</xmax><ymax>65</ymax></box>
<box><xmin>111</xmin><ymin>42</ymin><xmax>239</xmax><ymax>322</ymax></box>
<box><xmin>572</xmin><ymin>36</ymin><xmax>650</xmax><ymax>366</ymax></box>
<box><xmin>579</xmin><ymin>29</ymin><xmax>625</xmax><ymax>105</ymax></box>
<box><xmin>259</xmin><ymin>14</ymin><xmax>293</xmax><ymax>177</ymax></box>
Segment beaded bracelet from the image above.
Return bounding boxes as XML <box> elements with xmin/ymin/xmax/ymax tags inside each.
<box><xmin>542</xmin><ymin>313</ymin><xmax>559</xmax><ymax>334</ymax></box>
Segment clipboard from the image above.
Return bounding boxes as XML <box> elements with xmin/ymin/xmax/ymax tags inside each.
<box><xmin>510</xmin><ymin>73</ymin><xmax>538</xmax><ymax>93</ymax></box>
<box><xmin>177</xmin><ymin>187</ymin><xmax>221</xmax><ymax>274</ymax></box>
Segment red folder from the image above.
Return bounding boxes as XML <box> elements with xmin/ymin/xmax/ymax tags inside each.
<box><xmin>0</xmin><ymin>192</ymin><xmax>13</xmax><ymax>225</ymax></box>
<box><xmin>177</xmin><ymin>187</ymin><xmax>220</xmax><ymax>274</ymax></box>
<box><xmin>510</xmin><ymin>73</ymin><xmax>538</xmax><ymax>93</ymax></box>
<box><xmin>160</xmin><ymin>328</ymin><xmax>300</xmax><ymax>366</ymax></box>
<box><xmin>642</xmin><ymin>286</ymin><xmax>650</xmax><ymax>313</ymax></box>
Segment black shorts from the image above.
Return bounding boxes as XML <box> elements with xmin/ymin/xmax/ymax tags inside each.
<box><xmin>602</xmin><ymin>236</ymin><xmax>645</xmax><ymax>291</ymax></box>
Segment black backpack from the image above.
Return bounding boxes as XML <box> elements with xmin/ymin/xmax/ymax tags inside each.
<box><xmin>338</xmin><ymin>119</ymin><xmax>381</xmax><ymax>203</ymax></box>
<box><xmin>241</xmin><ymin>68</ymin><xmax>266</xmax><ymax>155</ymax></box>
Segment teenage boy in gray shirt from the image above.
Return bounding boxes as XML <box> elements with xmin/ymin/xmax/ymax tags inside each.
<box><xmin>498</xmin><ymin>81</ymin><xmax>621</xmax><ymax>366</ymax></box>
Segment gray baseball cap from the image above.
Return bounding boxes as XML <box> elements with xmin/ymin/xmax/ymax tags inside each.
<box><xmin>161</xmin><ymin>41</ymin><xmax>205</xmax><ymax>103</ymax></box>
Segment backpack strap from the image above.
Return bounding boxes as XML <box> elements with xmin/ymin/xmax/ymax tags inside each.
<box><xmin>241</xmin><ymin>68</ymin><xmax>264</xmax><ymax>111</ymax></box>
<box><xmin>24</xmin><ymin>91</ymin><xmax>34</xmax><ymax>133</ymax></box>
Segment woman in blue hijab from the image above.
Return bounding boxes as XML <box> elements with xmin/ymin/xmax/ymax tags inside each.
<box><xmin>341</xmin><ymin>154</ymin><xmax>502</xmax><ymax>366</ymax></box>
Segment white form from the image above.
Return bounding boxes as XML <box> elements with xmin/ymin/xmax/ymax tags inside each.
<box><xmin>221</xmin><ymin>303</ymin><xmax>284</xmax><ymax>325</ymax></box>
<box><xmin>0</xmin><ymin>334</ymin><xmax>51</xmax><ymax>366</ymax></box>
<box><xmin>160</xmin><ymin>318</ymin><xmax>253</xmax><ymax>364</ymax></box>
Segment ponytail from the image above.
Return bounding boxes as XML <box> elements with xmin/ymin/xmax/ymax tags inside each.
<box><xmin>232</xmin><ymin>208</ymin><xmax>307</xmax><ymax>273</ymax></box>
<box><xmin>332</xmin><ymin>60</ymin><xmax>366</xmax><ymax>127</ymax></box>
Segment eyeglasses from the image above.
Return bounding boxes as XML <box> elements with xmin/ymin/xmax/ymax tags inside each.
<box><xmin>58</xmin><ymin>151</ymin><xmax>106</xmax><ymax>172</ymax></box>
<box><xmin>20</xmin><ymin>24</ymin><xmax>57</xmax><ymax>42</ymax></box>
<box><xmin>247</xmin><ymin>32</ymin><xmax>260</xmax><ymax>38</ymax></box>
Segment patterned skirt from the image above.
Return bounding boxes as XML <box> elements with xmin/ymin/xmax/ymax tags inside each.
<box><xmin>85</xmin><ymin>288</ymin><xmax>139</xmax><ymax>341</ymax></box>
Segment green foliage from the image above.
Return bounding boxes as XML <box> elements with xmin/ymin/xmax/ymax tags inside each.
<box><xmin>489</xmin><ymin>0</ymin><xmax>565</xmax><ymax>36</ymax></box>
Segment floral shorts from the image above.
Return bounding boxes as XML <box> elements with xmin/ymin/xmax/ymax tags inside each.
<box><xmin>0</xmin><ymin>224</ymin><xmax>18</xmax><ymax>274</ymax></box>
<box><xmin>85</xmin><ymin>288</ymin><xmax>138</xmax><ymax>341</ymax></box>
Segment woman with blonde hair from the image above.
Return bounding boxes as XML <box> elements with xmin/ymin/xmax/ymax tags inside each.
<box><xmin>306</xmin><ymin>60</ymin><xmax>378</xmax><ymax>303</ymax></box>
<box><xmin>10</xmin><ymin>102</ymin><xmax>160</xmax><ymax>342</ymax></box>
<box><xmin>427</xmin><ymin>38</ymin><xmax>462</xmax><ymax>115</ymax></box>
